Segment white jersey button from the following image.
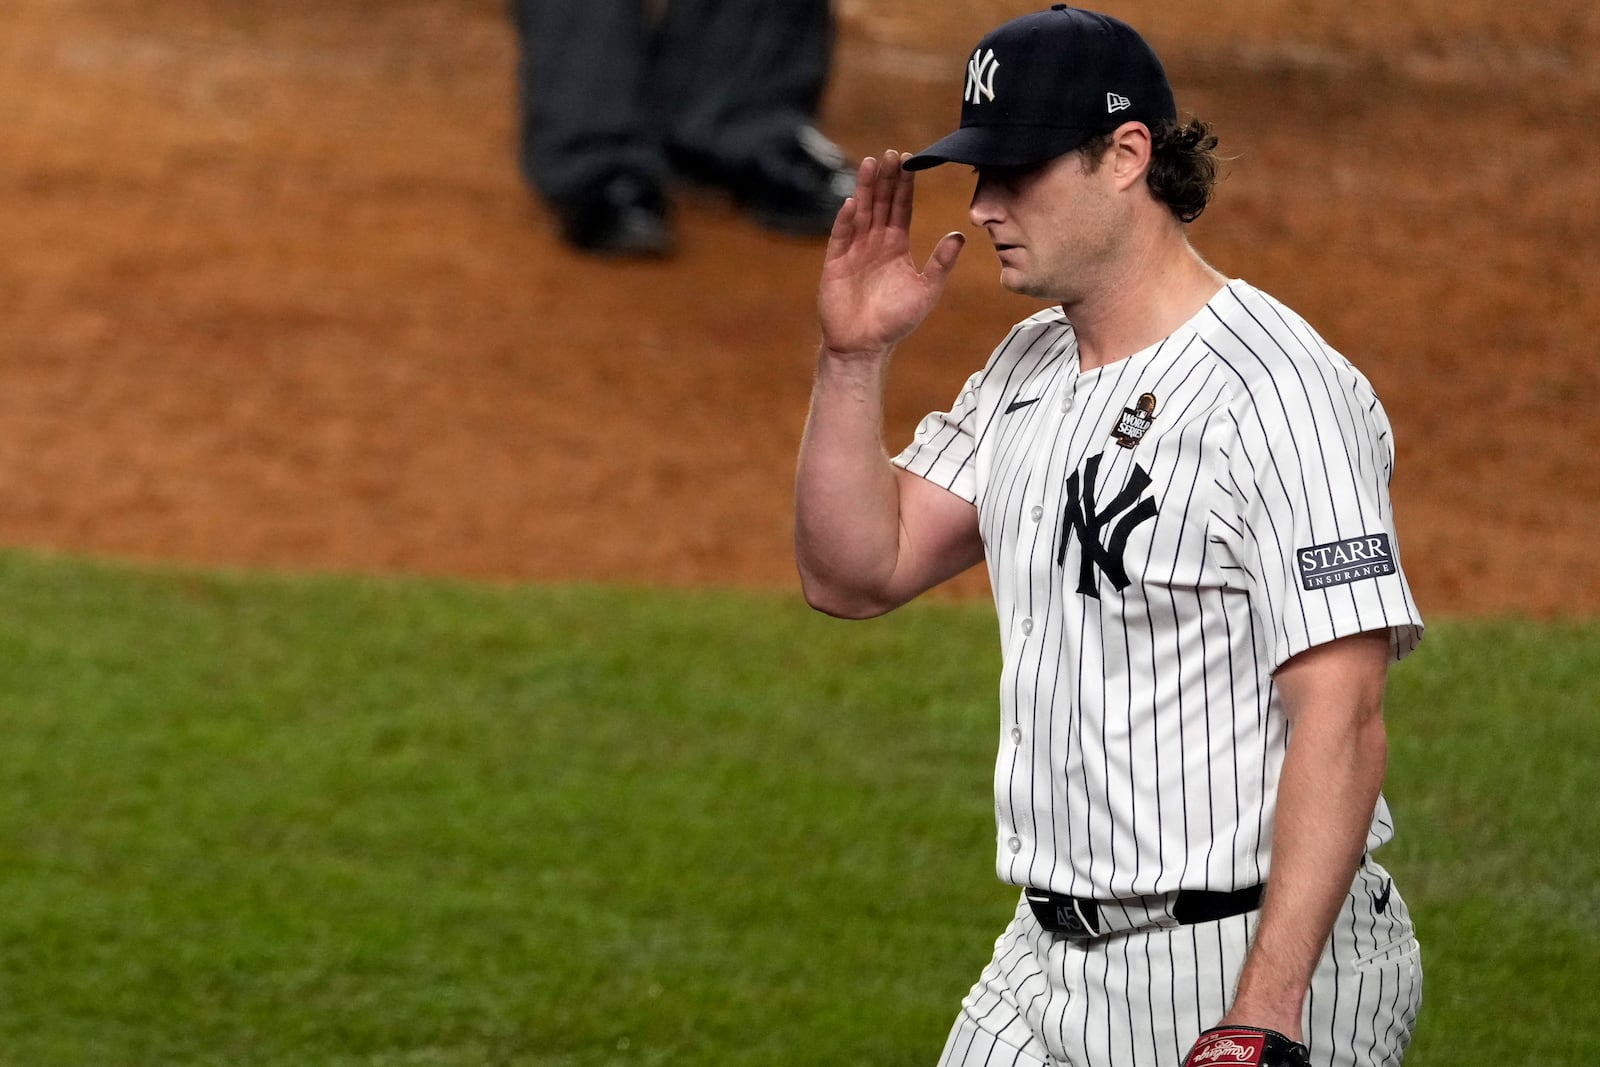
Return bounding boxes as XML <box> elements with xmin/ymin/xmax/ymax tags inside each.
<box><xmin>1030</xmin><ymin>505</ymin><xmax>1044</xmax><ymax>522</ymax></box>
<box><xmin>1007</xmin><ymin>836</ymin><xmax>1022</xmax><ymax>854</ymax></box>
<box><xmin>1020</xmin><ymin>617</ymin><xmax>1034</xmax><ymax>635</ymax></box>
<box><xmin>1010</xmin><ymin>727</ymin><xmax>1023</xmax><ymax>744</ymax></box>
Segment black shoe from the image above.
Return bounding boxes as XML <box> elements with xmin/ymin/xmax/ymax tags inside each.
<box><xmin>550</xmin><ymin>172</ymin><xmax>674</xmax><ymax>258</ymax></box>
<box><xmin>670</xmin><ymin>126</ymin><xmax>854</xmax><ymax>238</ymax></box>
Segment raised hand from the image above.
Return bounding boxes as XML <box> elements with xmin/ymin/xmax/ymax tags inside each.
<box><xmin>817</xmin><ymin>151</ymin><xmax>965</xmax><ymax>358</ymax></box>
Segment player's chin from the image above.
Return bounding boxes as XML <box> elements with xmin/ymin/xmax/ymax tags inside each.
<box><xmin>998</xmin><ymin>269</ymin><xmax>1052</xmax><ymax>300</ymax></box>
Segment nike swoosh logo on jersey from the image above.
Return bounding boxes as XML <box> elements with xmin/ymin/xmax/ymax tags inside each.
<box><xmin>1372</xmin><ymin>879</ymin><xmax>1394</xmax><ymax>914</ymax></box>
<box><xmin>1004</xmin><ymin>396</ymin><xmax>1042</xmax><ymax>414</ymax></box>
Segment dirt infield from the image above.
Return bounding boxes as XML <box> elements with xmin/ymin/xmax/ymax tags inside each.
<box><xmin>4</xmin><ymin>0</ymin><xmax>1597</xmax><ymax>616</ymax></box>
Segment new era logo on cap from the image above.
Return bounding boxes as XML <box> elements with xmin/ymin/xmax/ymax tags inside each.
<box><xmin>1107</xmin><ymin>92</ymin><xmax>1131</xmax><ymax>113</ymax></box>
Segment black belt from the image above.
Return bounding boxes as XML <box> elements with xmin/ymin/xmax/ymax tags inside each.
<box><xmin>1025</xmin><ymin>884</ymin><xmax>1264</xmax><ymax>939</ymax></box>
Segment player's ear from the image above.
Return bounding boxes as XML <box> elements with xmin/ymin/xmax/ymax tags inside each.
<box><xmin>1107</xmin><ymin>121</ymin><xmax>1154</xmax><ymax>191</ymax></box>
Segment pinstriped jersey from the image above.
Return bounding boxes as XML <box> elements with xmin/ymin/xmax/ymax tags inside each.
<box><xmin>893</xmin><ymin>279</ymin><xmax>1424</xmax><ymax>901</ymax></box>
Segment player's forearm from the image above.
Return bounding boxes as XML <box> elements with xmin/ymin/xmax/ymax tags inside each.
<box><xmin>794</xmin><ymin>347</ymin><xmax>907</xmax><ymax>617</ymax></box>
<box><xmin>1228</xmin><ymin>687</ymin><xmax>1388</xmax><ymax>1038</ymax></box>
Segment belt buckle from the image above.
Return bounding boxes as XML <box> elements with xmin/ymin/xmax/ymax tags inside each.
<box><xmin>1026</xmin><ymin>889</ymin><xmax>1100</xmax><ymax>939</ymax></box>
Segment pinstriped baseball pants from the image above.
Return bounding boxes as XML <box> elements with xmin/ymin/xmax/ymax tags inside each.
<box><xmin>937</xmin><ymin>857</ymin><xmax>1422</xmax><ymax>1067</ymax></box>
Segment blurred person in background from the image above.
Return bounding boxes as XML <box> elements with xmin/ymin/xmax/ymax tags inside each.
<box><xmin>510</xmin><ymin>0</ymin><xmax>853</xmax><ymax>257</ymax></box>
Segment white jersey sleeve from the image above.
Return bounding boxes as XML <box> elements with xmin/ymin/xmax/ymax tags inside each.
<box><xmin>1212</xmin><ymin>286</ymin><xmax>1424</xmax><ymax>670</ymax></box>
<box><xmin>895</xmin><ymin>368</ymin><xmax>985</xmax><ymax>504</ymax></box>
<box><xmin>894</xmin><ymin>309</ymin><xmax>1071</xmax><ymax>503</ymax></box>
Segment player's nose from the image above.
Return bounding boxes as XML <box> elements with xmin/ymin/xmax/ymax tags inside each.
<box><xmin>969</xmin><ymin>173</ymin><xmax>1006</xmax><ymax>228</ymax></box>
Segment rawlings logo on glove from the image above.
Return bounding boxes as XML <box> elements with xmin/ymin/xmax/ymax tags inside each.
<box><xmin>1181</xmin><ymin>1027</ymin><xmax>1311</xmax><ymax>1067</ymax></box>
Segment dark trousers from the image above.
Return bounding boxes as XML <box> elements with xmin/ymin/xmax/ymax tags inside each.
<box><xmin>510</xmin><ymin>0</ymin><xmax>834</xmax><ymax>200</ymax></box>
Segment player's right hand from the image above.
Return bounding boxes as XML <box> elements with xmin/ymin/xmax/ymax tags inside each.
<box><xmin>817</xmin><ymin>150</ymin><xmax>964</xmax><ymax>359</ymax></box>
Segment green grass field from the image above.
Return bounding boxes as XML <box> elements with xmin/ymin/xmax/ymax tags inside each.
<box><xmin>0</xmin><ymin>550</ymin><xmax>1593</xmax><ymax>1066</ymax></box>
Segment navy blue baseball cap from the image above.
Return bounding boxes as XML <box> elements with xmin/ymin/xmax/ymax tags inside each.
<box><xmin>904</xmin><ymin>5</ymin><xmax>1177</xmax><ymax>171</ymax></box>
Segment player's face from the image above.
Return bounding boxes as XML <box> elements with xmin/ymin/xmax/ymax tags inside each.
<box><xmin>968</xmin><ymin>147</ymin><xmax>1129</xmax><ymax>304</ymax></box>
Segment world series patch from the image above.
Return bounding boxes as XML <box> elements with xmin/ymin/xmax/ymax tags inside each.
<box><xmin>1111</xmin><ymin>393</ymin><xmax>1157</xmax><ymax>448</ymax></box>
<box><xmin>1298</xmin><ymin>534</ymin><xmax>1396</xmax><ymax>590</ymax></box>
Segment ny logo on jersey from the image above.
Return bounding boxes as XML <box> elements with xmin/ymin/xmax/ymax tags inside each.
<box><xmin>1057</xmin><ymin>452</ymin><xmax>1158</xmax><ymax>598</ymax></box>
<box><xmin>965</xmin><ymin>48</ymin><xmax>999</xmax><ymax>104</ymax></box>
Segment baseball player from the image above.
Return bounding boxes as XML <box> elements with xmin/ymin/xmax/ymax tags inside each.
<box><xmin>793</xmin><ymin>7</ymin><xmax>1424</xmax><ymax>1066</ymax></box>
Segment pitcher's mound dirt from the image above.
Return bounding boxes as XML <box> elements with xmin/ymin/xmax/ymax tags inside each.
<box><xmin>4</xmin><ymin>0</ymin><xmax>1597</xmax><ymax>616</ymax></box>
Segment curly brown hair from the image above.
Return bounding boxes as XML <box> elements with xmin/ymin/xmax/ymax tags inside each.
<box><xmin>1078</xmin><ymin>117</ymin><xmax>1220</xmax><ymax>224</ymax></box>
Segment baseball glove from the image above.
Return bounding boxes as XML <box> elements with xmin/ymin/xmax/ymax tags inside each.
<box><xmin>1181</xmin><ymin>1026</ymin><xmax>1312</xmax><ymax>1067</ymax></box>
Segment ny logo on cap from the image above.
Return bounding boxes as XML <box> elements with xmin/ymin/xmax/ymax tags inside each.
<box><xmin>1107</xmin><ymin>92</ymin><xmax>1132</xmax><ymax>113</ymax></box>
<box><xmin>966</xmin><ymin>48</ymin><xmax>999</xmax><ymax>104</ymax></box>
